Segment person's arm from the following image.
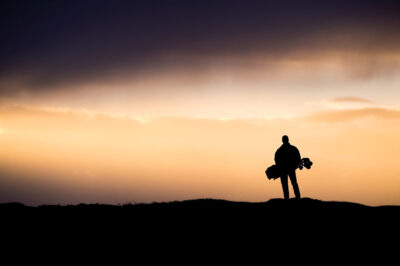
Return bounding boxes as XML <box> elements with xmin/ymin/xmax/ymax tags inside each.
<box><xmin>296</xmin><ymin>147</ymin><xmax>301</xmax><ymax>162</ymax></box>
<box><xmin>295</xmin><ymin>147</ymin><xmax>302</xmax><ymax>168</ymax></box>
<box><xmin>274</xmin><ymin>149</ymin><xmax>279</xmax><ymax>164</ymax></box>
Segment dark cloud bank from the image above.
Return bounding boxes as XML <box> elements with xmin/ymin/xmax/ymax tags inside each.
<box><xmin>1</xmin><ymin>0</ymin><xmax>400</xmax><ymax>94</ymax></box>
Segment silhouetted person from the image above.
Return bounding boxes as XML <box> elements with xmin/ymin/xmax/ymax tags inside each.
<box><xmin>275</xmin><ymin>135</ymin><xmax>301</xmax><ymax>199</ymax></box>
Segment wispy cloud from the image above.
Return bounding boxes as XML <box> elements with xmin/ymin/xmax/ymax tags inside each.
<box><xmin>322</xmin><ymin>96</ymin><xmax>375</xmax><ymax>110</ymax></box>
<box><xmin>329</xmin><ymin>97</ymin><xmax>373</xmax><ymax>104</ymax></box>
<box><xmin>307</xmin><ymin>107</ymin><xmax>400</xmax><ymax>122</ymax></box>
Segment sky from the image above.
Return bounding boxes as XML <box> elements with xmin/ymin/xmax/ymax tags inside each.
<box><xmin>1</xmin><ymin>0</ymin><xmax>400</xmax><ymax>206</ymax></box>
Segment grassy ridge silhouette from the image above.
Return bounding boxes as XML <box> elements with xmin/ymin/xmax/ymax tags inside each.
<box><xmin>2</xmin><ymin>197</ymin><xmax>400</xmax><ymax>252</ymax></box>
<box><xmin>2</xmin><ymin>197</ymin><xmax>399</xmax><ymax>224</ymax></box>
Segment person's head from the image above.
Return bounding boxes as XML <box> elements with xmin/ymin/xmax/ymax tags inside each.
<box><xmin>282</xmin><ymin>135</ymin><xmax>289</xmax><ymax>144</ymax></box>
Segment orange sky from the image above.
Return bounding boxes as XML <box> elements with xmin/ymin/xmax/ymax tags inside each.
<box><xmin>2</xmin><ymin>1</ymin><xmax>400</xmax><ymax>206</ymax></box>
<box><xmin>1</xmin><ymin>97</ymin><xmax>400</xmax><ymax>206</ymax></box>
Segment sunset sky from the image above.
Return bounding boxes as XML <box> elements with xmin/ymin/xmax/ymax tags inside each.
<box><xmin>1</xmin><ymin>0</ymin><xmax>400</xmax><ymax>206</ymax></box>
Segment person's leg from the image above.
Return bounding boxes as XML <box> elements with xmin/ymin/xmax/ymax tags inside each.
<box><xmin>280</xmin><ymin>174</ymin><xmax>289</xmax><ymax>200</ymax></box>
<box><xmin>289</xmin><ymin>170</ymin><xmax>301</xmax><ymax>199</ymax></box>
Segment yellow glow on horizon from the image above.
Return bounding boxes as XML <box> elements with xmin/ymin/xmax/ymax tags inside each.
<box><xmin>1</xmin><ymin>104</ymin><xmax>400</xmax><ymax>206</ymax></box>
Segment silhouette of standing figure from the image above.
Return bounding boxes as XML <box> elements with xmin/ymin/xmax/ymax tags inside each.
<box><xmin>275</xmin><ymin>135</ymin><xmax>301</xmax><ymax>200</ymax></box>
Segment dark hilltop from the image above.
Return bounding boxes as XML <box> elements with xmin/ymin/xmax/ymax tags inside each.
<box><xmin>2</xmin><ymin>197</ymin><xmax>400</xmax><ymax>257</ymax></box>
<box><xmin>2</xmin><ymin>197</ymin><xmax>399</xmax><ymax>228</ymax></box>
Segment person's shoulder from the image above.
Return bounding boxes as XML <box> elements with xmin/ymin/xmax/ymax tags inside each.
<box><xmin>290</xmin><ymin>144</ymin><xmax>299</xmax><ymax>151</ymax></box>
<box><xmin>276</xmin><ymin>145</ymin><xmax>284</xmax><ymax>152</ymax></box>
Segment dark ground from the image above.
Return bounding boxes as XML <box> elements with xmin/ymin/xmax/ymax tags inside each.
<box><xmin>1</xmin><ymin>198</ymin><xmax>399</xmax><ymax>259</ymax></box>
<box><xmin>2</xmin><ymin>197</ymin><xmax>399</xmax><ymax>234</ymax></box>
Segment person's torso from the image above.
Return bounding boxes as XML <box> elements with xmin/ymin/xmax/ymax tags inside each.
<box><xmin>276</xmin><ymin>144</ymin><xmax>299</xmax><ymax>169</ymax></box>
